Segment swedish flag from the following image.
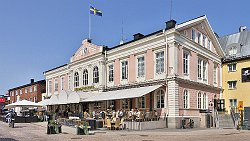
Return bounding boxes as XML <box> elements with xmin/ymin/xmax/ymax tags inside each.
<box><xmin>90</xmin><ymin>6</ymin><xmax>102</xmax><ymax>16</ymax></box>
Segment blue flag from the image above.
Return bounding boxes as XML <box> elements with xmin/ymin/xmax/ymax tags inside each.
<box><xmin>90</xmin><ymin>6</ymin><xmax>102</xmax><ymax>16</ymax></box>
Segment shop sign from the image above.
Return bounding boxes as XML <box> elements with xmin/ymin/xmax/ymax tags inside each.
<box><xmin>0</xmin><ymin>98</ymin><xmax>5</xmax><ymax>103</ymax></box>
<box><xmin>75</xmin><ymin>86</ymin><xmax>95</xmax><ymax>91</ymax></box>
<box><xmin>238</xmin><ymin>101</ymin><xmax>243</xmax><ymax>111</ymax></box>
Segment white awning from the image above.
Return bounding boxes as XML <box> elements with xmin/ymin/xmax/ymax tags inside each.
<box><xmin>82</xmin><ymin>85</ymin><xmax>162</xmax><ymax>102</ymax></box>
<box><xmin>47</xmin><ymin>94</ymin><xmax>59</xmax><ymax>105</ymax></box>
<box><xmin>38</xmin><ymin>99</ymin><xmax>50</xmax><ymax>106</ymax></box>
<box><xmin>57</xmin><ymin>91</ymin><xmax>69</xmax><ymax>105</ymax></box>
<box><xmin>5</xmin><ymin>100</ymin><xmax>42</xmax><ymax>109</ymax></box>
<box><xmin>67</xmin><ymin>91</ymin><xmax>93</xmax><ymax>104</ymax></box>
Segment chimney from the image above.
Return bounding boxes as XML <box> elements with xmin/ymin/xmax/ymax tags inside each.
<box><xmin>30</xmin><ymin>79</ymin><xmax>34</xmax><ymax>84</ymax></box>
<box><xmin>133</xmin><ymin>33</ymin><xmax>144</xmax><ymax>40</ymax></box>
<box><xmin>165</xmin><ymin>20</ymin><xmax>177</xmax><ymax>30</ymax></box>
<box><xmin>239</xmin><ymin>26</ymin><xmax>247</xmax><ymax>32</ymax></box>
<box><xmin>87</xmin><ymin>39</ymin><xmax>92</xmax><ymax>43</ymax></box>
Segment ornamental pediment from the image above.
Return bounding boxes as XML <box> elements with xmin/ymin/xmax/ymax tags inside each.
<box><xmin>70</xmin><ymin>39</ymin><xmax>104</xmax><ymax>63</ymax></box>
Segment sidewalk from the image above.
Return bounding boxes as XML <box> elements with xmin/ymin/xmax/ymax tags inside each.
<box><xmin>31</xmin><ymin>121</ymin><xmax>249</xmax><ymax>136</ymax></box>
<box><xmin>32</xmin><ymin>121</ymin><xmax>78</xmax><ymax>135</ymax></box>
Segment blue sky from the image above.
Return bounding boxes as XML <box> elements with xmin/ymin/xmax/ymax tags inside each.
<box><xmin>0</xmin><ymin>0</ymin><xmax>249</xmax><ymax>95</ymax></box>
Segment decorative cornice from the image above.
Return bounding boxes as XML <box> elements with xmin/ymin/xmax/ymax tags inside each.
<box><xmin>105</xmin><ymin>79</ymin><xmax>166</xmax><ymax>92</ymax></box>
<box><xmin>173</xmin><ymin>77</ymin><xmax>222</xmax><ymax>91</ymax></box>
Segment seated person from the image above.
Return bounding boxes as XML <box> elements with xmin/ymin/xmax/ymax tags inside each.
<box><xmin>84</xmin><ymin>111</ymin><xmax>90</xmax><ymax>119</ymax></box>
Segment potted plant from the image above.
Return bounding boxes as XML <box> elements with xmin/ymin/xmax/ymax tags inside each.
<box><xmin>76</xmin><ymin>121</ymin><xmax>90</xmax><ymax>135</ymax></box>
<box><xmin>47</xmin><ymin>120</ymin><xmax>62</xmax><ymax>134</ymax></box>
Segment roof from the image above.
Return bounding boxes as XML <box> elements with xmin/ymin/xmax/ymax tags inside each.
<box><xmin>44</xmin><ymin>64</ymin><xmax>68</xmax><ymax>74</ymax></box>
<box><xmin>109</xmin><ymin>15</ymin><xmax>207</xmax><ymax>50</ymax></box>
<box><xmin>107</xmin><ymin>30</ymin><xmax>163</xmax><ymax>50</ymax></box>
<box><xmin>218</xmin><ymin>30</ymin><xmax>250</xmax><ymax>61</ymax></box>
<box><xmin>8</xmin><ymin>80</ymin><xmax>45</xmax><ymax>91</ymax></box>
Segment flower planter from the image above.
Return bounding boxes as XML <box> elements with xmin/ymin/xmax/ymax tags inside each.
<box><xmin>76</xmin><ymin>127</ymin><xmax>89</xmax><ymax>135</ymax></box>
<box><xmin>47</xmin><ymin>125</ymin><xmax>57</xmax><ymax>134</ymax></box>
<box><xmin>47</xmin><ymin>125</ymin><xmax>62</xmax><ymax>134</ymax></box>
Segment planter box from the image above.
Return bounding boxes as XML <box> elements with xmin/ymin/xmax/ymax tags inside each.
<box><xmin>76</xmin><ymin>127</ymin><xmax>89</xmax><ymax>135</ymax></box>
<box><xmin>47</xmin><ymin>125</ymin><xmax>62</xmax><ymax>134</ymax></box>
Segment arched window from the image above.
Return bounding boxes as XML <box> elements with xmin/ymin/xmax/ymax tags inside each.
<box><xmin>197</xmin><ymin>92</ymin><xmax>202</xmax><ymax>109</ymax></box>
<box><xmin>155</xmin><ymin>89</ymin><xmax>165</xmax><ymax>108</ymax></box>
<box><xmin>74</xmin><ymin>72</ymin><xmax>79</xmax><ymax>87</ymax></box>
<box><xmin>203</xmin><ymin>93</ymin><xmax>207</xmax><ymax>109</ymax></box>
<box><xmin>93</xmin><ymin>66</ymin><xmax>99</xmax><ymax>83</ymax></box>
<box><xmin>83</xmin><ymin>69</ymin><xmax>88</xmax><ymax>85</ymax></box>
<box><xmin>183</xmin><ymin>90</ymin><xmax>189</xmax><ymax>109</ymax></box>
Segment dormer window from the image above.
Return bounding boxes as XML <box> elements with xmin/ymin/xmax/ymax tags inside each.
<box><xmin>229</xmin><ymin>47</ymin><xmax>237</xmax><ymax>57</ymax></box>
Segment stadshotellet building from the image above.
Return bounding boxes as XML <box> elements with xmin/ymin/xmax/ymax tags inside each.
<box><xmin>44</xmin><ymin>15</ymin><xmax>224</xmax><ymax>128</ymax></box>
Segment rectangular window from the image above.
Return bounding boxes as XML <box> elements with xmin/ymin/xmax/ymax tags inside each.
<box><xmin>192</xmin><ymin>29</ymin><xmax>196</xmax><ymax>41</ymax></box>
<box><xmin>214</xmin><ymin>65</ymin><xmax>217</xmax><ymax>84</ymax></box>
<box><xmin>48</xmin><ymin>80</ymin><xmax>52</xmax><ymax>93</ymax></box>
<box><xmin>228</xmin><ymin>81</ymin><xmax>237</xmax><ymax>89</ymax></box>
<box><xmin>25</xmin><ymin>88</ymin><xmax>28</xmax><ymax>94</ymax></box>
<box><xmin>20</xmin><ymin>89</ymin><xmax>22</xmax><ymax>95</ymax></box>
<box><xmin>137</xmin><ymin>96</ymin><xmax>145</xmax><ymax>109</ymax></box>
<box><xmin>54</xmin><ymin>79</ymin><xmax>58</xmax><ymax>92</ymax></box>
<box><xmin>29</xmin><ymin>87</ymin><xmax>32</xmax><ymax>93</ymax></box>
<box><xmin>197</xmin><ymin>93</ymin><xmax>202</xmax><ymax>109</ymax></box>
<box><xmin>183</xmin><ymin>90</ymin><xmax>189</xmax><ymax>109</ymax></box>
<box><xmin>202</xmin><ymin>60</ymin><xmax>207</xmax><ymax>81</ymax></box>
<box><xmin>207</xmin><ymin>39</ymin><xmax>211</xmax><ymax>50</ymax></box>
<box><xmin>203</xmin><ymin>35</ymin><xmax>206</xmax><ymax>47</ymax></box>
<box><xmin>197</xmin><ymin>32</ymin><xmax>201</xmax><ymax>44</ymax></box>
<box><xmin>203</xmin><ymin>93</ymin><xmax>207</xmax><ymax>109</ymax></box>
<box><xmin>121</xmin><ymin>61</ymin><xmax>128</xmax><ymax>80</ymax></box>
<box><xmin>15</xmin><ymin>90</ymin><xmax>18</xmax><ymax>95</ymax></box>
<box><xmin>121</xmin><ymin>99</ymin><xmax>129</xmax><ymax>109</ymax></box>
<box><xmin>229</xmin><ymin>99</ymin><xmax>237</xmax><ymax>107</ymax></box>
<box><xmin>228</xmin><ymin>63</ymin><xmax>236</xmax><ymax>72</ymax></box>
<box><xmin>198</xmin><ymin>58</ymin><xmax>208</xmax><ymax>82</ymax></box>
<box><xmin>137</xmin><ymin>56</ymin><xmax>145</xmax><ymax>77</ymax></box>
<box><xmin>108</xmin><ymin>64</ymin><xmax>114</xmax><ymax>82</ymax></box>
<box><xmin>34</xmin><ymin>86</ymin><xmax>37</xmax><ymax>92</ymax></box>
<box><xmin>198</xmin><ymin>59</ymin><xmax>202</xmax><ymax>79</ymax></box>
<box><xmin>61</xmin><ymin>77</ymin><xmax>64</xmax><ymax>90</ymax></box>
<box><xmin>183</xmin><ymin>52</ymin><xmax>189</xmax><ymax>75</ymax></box>
<box><xmin>156</xmin><ymin>51</ymin><xmax>164</xmax><ymax>74</ymax></box>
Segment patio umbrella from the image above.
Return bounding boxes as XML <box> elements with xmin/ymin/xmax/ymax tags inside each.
<box><xmin>4</xmin><ymin>100</ymin><xmax>43</xmax><ymax>109</ymax></box>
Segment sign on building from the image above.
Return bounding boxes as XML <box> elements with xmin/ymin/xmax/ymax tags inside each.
<box><xmin>238</xmin><ymin>101</ymin><xmax>244</xmax><ymax>111</ymax></box>
<box><xmin>242</xmin><ymin>67</ymin><xmax>250</xmax><ymax>82</ymax></box>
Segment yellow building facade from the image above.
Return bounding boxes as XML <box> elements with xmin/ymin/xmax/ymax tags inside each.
<box><xmin>222</xmin><ymin>58</ymin><xmax>250</xmax><ymax>112</ymax></box>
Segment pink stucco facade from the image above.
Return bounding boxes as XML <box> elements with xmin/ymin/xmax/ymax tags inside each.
<box><xmin>145</xmin><ymin>49</ymin><xmax>154</xmax><ymax>80</ymax></box>
<box><xmin>128</xmin><ymin>54</ymin><xmax>136</xmax><ymax>83</ymax></box>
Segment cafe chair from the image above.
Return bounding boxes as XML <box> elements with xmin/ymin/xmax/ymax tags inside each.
<box><xmin>119</xmin><ymin>118</ymin><xmax>124</xmax><ymax>130</ymax></box>
<box><xmin>106</xmin><ymin>118</ymin><xmax>112</xmax><ymax>130</ymax></box>
<box><xmin>113</xmin><ymin>118</ymin><xmax>120</xmax><ymax>130</ymax></box>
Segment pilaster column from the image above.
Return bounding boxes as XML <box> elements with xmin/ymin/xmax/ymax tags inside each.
<box><xmin>168</xmin><ymin>41</ymin><xmax>180</xmax><ymax>76</ymax></box>
<box><xmin>167</xmin><ymin>77</ymin><xmax>179</xmax><ymax>117</ymax></box>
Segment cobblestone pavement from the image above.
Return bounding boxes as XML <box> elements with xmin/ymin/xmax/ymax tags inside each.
<box><xmin>0</xmin><ymin>121</ymin><xmax>250</xmax><ymax>141</ymax></box>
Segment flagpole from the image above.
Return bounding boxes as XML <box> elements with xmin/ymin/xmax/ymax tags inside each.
<box><xmin>89</xmin><ymin>4</ymin><xmax>91</xmax><ymax>40</ymax></box>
